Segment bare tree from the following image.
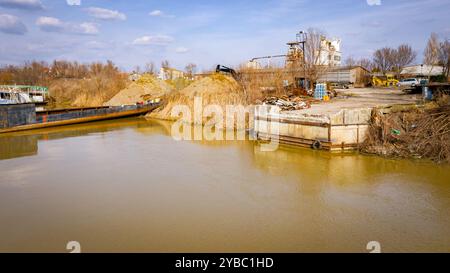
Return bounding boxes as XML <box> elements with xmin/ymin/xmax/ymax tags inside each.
<box><xmin>185</xmin><ymin>63</ymin><xmax>197</xmax><ymax>78</ymax></box>
<box><xmin>439</xmin><ymin>39</ymin><xmax>450</xmax><ymax>78</ymax></box>
<box><xmin>373</xmin><ymin>47</ymin><xmax>395</xmax><ymax>75</ymax></box>
<box><xmin>304</xmin><ymin>28</ymin><xmax>324</xmax><ymax>66</ymax></box>
<box><xmin>345</xmin><ymin>57</ymin><xmax>373</xmax><ymax>70</ymax></box>
<box><xmin>304</xmin><ymin>28</ymin><xmax>329</xmax><ymax>84</ymax></box>
<box><xmin>344</xmin><ymin>56</ymin><xmax>357</xmax><ymax>67</ymax></box>
<box><xmin>133</xmin><ymin>65</ymin><xmax>141</xmax><ymax>74</ymax></box>
<box><xmin>424</xmin><ymin>33</ymin><xmax>440</xmax><ymax>65</ymax></box>
<box><xmin>424</xmin><ymin>33</ymin><xmax>440</xmax><ymax>78</ymax></box>
<box><xmin>161</xmin><ymin>60</ymin><xmax>170</xmax><ymax>69</ymax></box>
<box><xmin>358</xmin><ymin>58</ymin><xmax>373</xmax><ymax>71</ymax></box>
<box><xmin>145</xmin><ymin>62</ymin><xmax>156</xmax><ymax>75</ymax></box>
<box><xmin>392</xmin><ymin>44</ymin><xmax>416</xmax><ymax>77</ymax></box>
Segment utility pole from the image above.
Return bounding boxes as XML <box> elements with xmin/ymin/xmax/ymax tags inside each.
<box><xmin>297</xmin><ymin>31</ymin><xmax>307</xmax><ymax>89</ymax></box>
<box><xmin>297</xmin><ymin>31</ymin><xmax>307</xmax><ymax>65</ymax></box>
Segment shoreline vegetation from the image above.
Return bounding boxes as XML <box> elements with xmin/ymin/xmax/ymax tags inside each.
<box><xmin>361</xmin><ymin>97</ymin><xmax>450</xmax><ymax>163</ymax></box>
<box><xmin>0</xmin><ymin>61</ymin><xmax>129</xmax><ymax>108</ymax></box>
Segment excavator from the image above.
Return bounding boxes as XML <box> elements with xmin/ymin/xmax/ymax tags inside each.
<box><xmin>216</xmin><ymin>65</ymin><xmax>245</xmax><ymax>82</ymax></box>
<box><xmin>372</xmin><ymin>74</ymin><xmax>399</xmax><ymax>87</ymax></box>
<box><xmin>216</xmin><ymin>65</ymin><xmax>239</xmax><ymax>79</ymax></box>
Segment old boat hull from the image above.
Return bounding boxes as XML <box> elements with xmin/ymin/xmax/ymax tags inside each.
<box><xmin>0</xmin><ymin>104</ymin><xmax>160</xmax><ymax>134</ymax></box>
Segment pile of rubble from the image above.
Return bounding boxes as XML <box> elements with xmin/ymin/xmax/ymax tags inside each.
<box><xmin>261</xmin><ymin>96</ymin><xmax>311</xmax><ymax>111</ymax></box>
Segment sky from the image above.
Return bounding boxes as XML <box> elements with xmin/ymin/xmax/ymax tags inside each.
<box><xmin>0</xmin><ymin>0</ymin><xmax>449</xmax><ymax>72</ymax></box>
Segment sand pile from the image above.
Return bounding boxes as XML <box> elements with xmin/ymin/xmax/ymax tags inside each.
<box><xmin>105</xmin><ymin>74</ymin><xmax>174</xmax><ymax>106</ymax></box>
<box><xmin>180</xmin><ymin>73</ymin><xmax>241</xmax><ymax>97</ymax></box>
<box><xmin>148</xmin><ymin>73</ymin><xmax>248</xmax><ymax>127</ymax></box>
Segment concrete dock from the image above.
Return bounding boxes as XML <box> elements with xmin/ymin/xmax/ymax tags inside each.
<box><xmin>254</xmin><ymin>88</ymin><xmax>421</xmax><ymax>151</ymax></box>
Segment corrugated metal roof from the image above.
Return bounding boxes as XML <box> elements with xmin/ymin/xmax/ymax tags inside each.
<box><xmin>401</xmin><ymin>65</ymin><xmax>443</xmax><ymax>76</ymax></box>
<box><xmin>329</xmin><ymin>66</ymin><xmax>370</xmax><ymax>72</ymax></box>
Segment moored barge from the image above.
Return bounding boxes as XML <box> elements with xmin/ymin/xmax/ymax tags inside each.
<box><xmin>0</xmin><ymin>103</ymin><xmax>160</xmax><ymax>134</ymax></box>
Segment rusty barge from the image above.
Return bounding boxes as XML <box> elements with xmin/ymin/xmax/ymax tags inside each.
<box><xmin>0</xmin><ymin>103</ymin><xmax>160</xmax><ymax>134</ymax></box>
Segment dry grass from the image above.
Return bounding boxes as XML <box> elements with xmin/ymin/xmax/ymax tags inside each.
<box><xmin>49</xmin><ymin>75</ymin><xmax>128</xmax><ymax>108</ymax></box>
<box><xmin>237</xmin><ymin>66</ymin><xmax>297</xmax><ymax>103</ymax></box>
<box><xmin>361</xmin><ymin>95</ymin><xmax>450</xmax><ymax>163</ymax></box>
<box><xmin>165</xmin><ymin>77</ymin><xmax>194</xmax><ymax>91</ymax></box>
<box><xmin>0</xmin><ymin>61</ymin><xmax>129</xmax><ymax>108</ymax></box>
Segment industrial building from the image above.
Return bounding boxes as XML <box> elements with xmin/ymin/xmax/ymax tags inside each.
<box><xmin>317</xmin><ymin>37</ymin><xmax>342</xmax><ymax>66</ymax></box>
<box><xmin>318</xmin><ymin>66</ymin><xmax>370</xmax><ymax>87</ymax></box>
<box><xmin>401</xmin><ymin>64</ymin><xmax>444</xmax><ymax>77</ymax></box>
<box><xmin>158</xmin><ymin>67</ymin><xmax>186</xmax><ymax>81</ymax></box>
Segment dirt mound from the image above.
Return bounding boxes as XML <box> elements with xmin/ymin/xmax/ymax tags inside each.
<box><xmin>105</xmin><ymin>74</ymin><xmax>174</xmax><ymax>106</ymax></box>
<box><xmin>147</xmin><ymin>73</ymin><xmax>247</xmax><ymax>127</ymax></box>
<box><xmin>179</xmin><ymin>73</ymin><xmax>241</xmax><ymax>97</ymax></box>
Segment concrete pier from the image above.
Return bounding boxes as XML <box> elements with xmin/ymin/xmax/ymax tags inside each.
<box><xmin>254</xmin><ymin>88</ymin><xmax>420</xmax><ymax>151</ymax></box>
<box><xmin>255</xmin><ymin>106</ymin><xmax>372</xmax><ymax>151</ymax></box>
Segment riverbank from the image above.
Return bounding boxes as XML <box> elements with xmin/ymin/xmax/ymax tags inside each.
<box><xmin>361</xmin><ymin>96</ymin><xmax>450</xmax><ymax>163</ymax></box>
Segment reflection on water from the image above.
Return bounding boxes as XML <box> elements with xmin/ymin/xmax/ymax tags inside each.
<box><xmin>0</xmin><ymin>135</ymin><xmax>38</xmax><ymax>160</ymax></box>
<box><xmin>0</xmin><ymin>117</ymin><xmax>450</xmax><ymax>253</ymax></box>
<box><xmin>0</xmin><ymin>118</ymin><xmax>173</xmax><ymax>161</ymax></box>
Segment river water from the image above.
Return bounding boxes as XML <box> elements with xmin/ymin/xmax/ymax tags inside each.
<box><xmin>0</xmin><ymin>117</ymin><xmax>449</xmax><ymax>253</ymax></box>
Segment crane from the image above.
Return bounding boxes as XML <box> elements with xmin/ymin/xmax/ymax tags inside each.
<box><xmin>249</xmin><ymin>55</ymin><xmax>287</xmax><ymax>68</ymax></box>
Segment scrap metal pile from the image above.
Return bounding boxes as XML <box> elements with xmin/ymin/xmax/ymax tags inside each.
<box><xmin>262</xmin><ymin>96</ymin><xmax>311</xmax><ymax>111</ymax></box>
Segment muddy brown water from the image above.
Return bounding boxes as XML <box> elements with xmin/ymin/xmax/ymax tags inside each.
<box><xmin>0</xmin><ymin>117</ymin><xmax>449</xmax><ymax>253</ymax></box>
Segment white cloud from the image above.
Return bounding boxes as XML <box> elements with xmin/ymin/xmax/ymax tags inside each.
<box><xmin>0</xmin><ymin>0</ymin><xmax>43</xmax><ymax>10</ymax></box>
<box><xmin>149</xmin><ymin>9</ymin><xmax>175</xmax><ymax>18</ymax></box>
<box><xmin>366</xmin><ymin>0</ymin><xmax>381</xmax><ymax>6</ymax></box>
<box><xmin>36</xmin><ymin>16</ymin><xmax>64</xmax><ymax>31</ymax></box>
<box><xmin>76</xmin><ymin>22</ymin><xmax>98</xmax><ymax>35</ymax></box>
<box><xmin>36</xmin><ymin>16</ymin><xmax>98</xmax><ymax>35</ymax></box>
<box><xmin>86</xmin><ymin>7</ymin><xmax>126</xmax><ymax>21</ymax></box>
<box><xmin>132</xmin><ymin>35</ymin><xmax>174</xmax><ymax>46</ymax></box>
<box><xmin>0</xmin><ymin>13</ymin><xmax>27</xmax><ymax>34</ymax></box>
<box><xmin>175</xmin><ymin>47</ymin><xmax>189</xmax><ymax>54</ymax></box>
<box><xmin>66</xmin><ymin>0</ymin><xmax>81</xmax><ymax>6</ymax></box>
<box><xmin>149</xmin><ymin>10</ymin><xmax>163</xmax><ymax>16</ymax></box>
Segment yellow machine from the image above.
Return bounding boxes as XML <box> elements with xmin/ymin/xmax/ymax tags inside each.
<box><xmin>372</xmin><ymin>74</ymin><xmax>399</xmax><ymax>87</ymax></box>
